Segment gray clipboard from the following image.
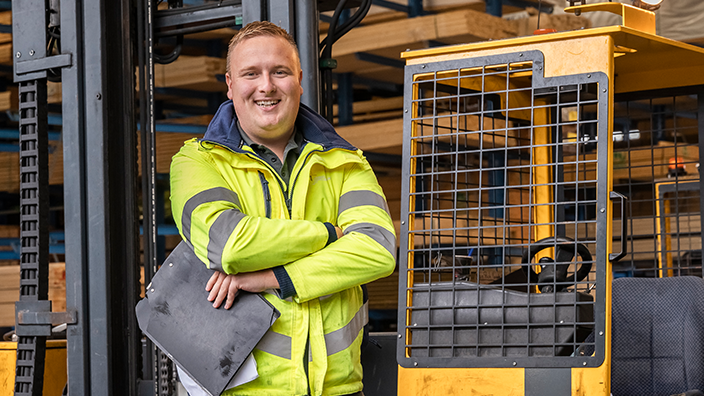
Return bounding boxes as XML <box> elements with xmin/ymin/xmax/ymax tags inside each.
<box><xmin>136</xmin><ymin>241</ymin><xmax>280</xmax><ymax>396</ymax></box>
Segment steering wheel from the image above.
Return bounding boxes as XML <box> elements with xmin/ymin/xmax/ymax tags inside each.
<box><xmin>521</xmin><ymin>236</ymin><xmax>593</xmax><ymax>292</ymax></box>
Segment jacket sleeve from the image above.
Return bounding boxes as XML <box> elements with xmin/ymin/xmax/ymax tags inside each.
<box><xmin>169</xmin><ymin>140</ymin><xmax>332</xmax><ymax>274</ymax></box>
<box><xmin>283</xmin><ymin>154</ymin><xmax>397</xmax><ymax>302</ymax></box>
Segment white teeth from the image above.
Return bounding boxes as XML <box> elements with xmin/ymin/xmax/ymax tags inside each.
<box><xmin>256</xmin><ymin>100</ymin><xmax>279</xmax><ymax>107</ymax></box>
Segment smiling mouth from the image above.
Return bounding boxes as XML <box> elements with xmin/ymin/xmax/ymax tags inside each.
<box><xmin>255</xmin><ymin>100</ymin><xmax>280</xmax><ymax>107</ymax></box>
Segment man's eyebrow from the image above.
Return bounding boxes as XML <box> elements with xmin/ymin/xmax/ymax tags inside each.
<box><xmin>237</xmin><ymin>66</ymin><xmax>258</xmax><ymax>73</ymax></box>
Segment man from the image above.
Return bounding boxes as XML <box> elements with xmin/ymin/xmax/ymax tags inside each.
<box><xmin>169</xmin><ymin>21</ymin><xmax>396</xmax><ymax>395</ymax></box>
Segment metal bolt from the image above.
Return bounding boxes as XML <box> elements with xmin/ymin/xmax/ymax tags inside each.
<box><xmin>583</xmin><ymin>362</ymin><xmax>588</xmax><ymax>366</ymax></box>
<box><xmin>519</xmin><ymin>53</ymin><xmax>523</xmax><ymax>57</ymax></box>
<box><xmin>599</xmin><ymin>331</ymin><xmax>604</xmax><ymax>336</ymax></box>
<box><xmin>169</xmin><ymin>263</ymin><xmax>173</xmax><ymax>267</ymax></box>
<box><xmin>603</xmin><ymin>88</ymin><xmax>607</xmax><ymax>93</ymax></box>
<box><xmin>414</xmin><ymin>362</ymin><xmax>418</xmax><ymax>367</ymax></box>
<box><xmin>483</xmin><ymin>322</ymin><xmax>488</xmax><ymax>325</ymax></box>
<box><xmin>513</xmin><ymin>362</ymin><xmax>517</xmax><ymax>366</ymax></box>
<box><xmin>150</xmin><ymin>288</ymin><xmax>155</xmax><ymax>293</ymax></box>
<box><xmin>539</xmin><ymin>66</ymin><xmax>543</xmax><ymax>71</ymax></box>
<box><xmin>405</xmin><ymin>109</ymin><xmax>408</xmax><ymax>113</ymax></box>
<box><xmin>560</xmin><ymin>320</ymin><xmax>564</xmax><ymax>324</ymax></box>
<box><xmin>406</xmin><ymin>48</ymin><xmax>411</xmax><ymax>52</ymax></box>
<box><xmin>413</xmin><ymin>323</ymin><xmax>417</xmax><ymax>327</ymax></box>
<box><xmin>587</xmin><ymin>74</ymin><xmax>591</xmax><ymax>78</ymax></box>
<box><xmin>96</xmin><ymin>93</ymin><xmax>102</xmax><ymax>100</ymax></box>
<box><xmin>600</xmin><ymin>208</ymin><xmax>605</xmax><ymax>213</ymax></box>
<box><xmin>29</xmin><ymin>49</ymin><xmax>35</xmax><ymax>56</ymax></box>
<box><xmin>401</xmin><ymin>221</ymin><xmax>406</xmax><ymax>225</ymax></box>
<box><xmin>421</xmin><ymin>65</ymin><xmax>426</xmax><ymax>69</ymax></box>
<box><xmin>15</xmin><ymin>52</ymin><xmax>21</xmax><ymax>58</ymax></box>
<box><xmin>398</xmin><ymin>334</ymin><xmax>402</xmax><ymax>338</ymax></box>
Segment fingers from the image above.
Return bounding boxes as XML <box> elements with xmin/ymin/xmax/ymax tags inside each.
<box><xmin>205</xmin><ymin>271</ymin><xmax>220</xmax><ymax>292</ymax></box>
<box><xmin>225</xmin><ymin>280</ymin><xmax>240</xmax><ymax>310</ymax></box>
<box><xmin>206</xmin><ymin>270</ymin><xmax>276</xmax><ymax>310</ymax></box>
<box><xmin>207</xmin><ymin>271</ymin><xmax>225</xmax><ymax>302</ymax></box>
<box><xmin>335</xmin><ymin>226</ymin><xmax>344</xmax><ymax>239</ymax></box>
<box><xmin>212</xmin><ymin>275</ymin><xmax>231</xmax><ymax>309</ymax></box>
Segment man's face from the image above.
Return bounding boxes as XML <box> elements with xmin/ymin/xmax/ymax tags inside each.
<box><xmin>226</xmin><ymin>35</ymin><xmax>303</xmax><ymax>146</ymax></box>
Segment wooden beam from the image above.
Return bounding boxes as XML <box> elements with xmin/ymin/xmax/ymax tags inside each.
<box><xmin>333</xmin><ymin>96</ymin><xmax>403</xmax><ymax>117</ymax></box>
<box><xmin>153</xmin><ymin>55</ymin><xmax>226</xmax><ymax>92</ymax></box>
<box><xmin>0</xmin><ymin>11</ymin><xmax>11</xmax><ymax>45</ymax></box>
<box><xmin>0</xmin><ymin>83</ymin><xmax>63</xmax><ymax>112</ymax></box>
<box><xmin>0</xmin><ymin>43</ymin><xmax>12</xmax><ymax>66</ymax></box>
<box><xmin>330</xmin><ymin>9</ymin><xmax>517</xmax><ymax>59</ymax></box>
<box><xmin>0</xmin><ymin>263</ymin><xmax>66</xmax><ymax>327</ymax></box>
<box><xmin>513</xmin><ymin>11</ymin><xmax>590</xmax><ymax>38</ymax></box>
<box><xmin>337</xmin><ymin>118</ymin><xmax>403</xmax><ymax>152</ymax></box>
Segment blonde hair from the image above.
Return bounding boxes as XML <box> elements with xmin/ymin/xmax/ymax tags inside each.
<box><xmin>226</xmin><ymin>21</ymin><xmax>300</xmax><ymax>75</ymax></box>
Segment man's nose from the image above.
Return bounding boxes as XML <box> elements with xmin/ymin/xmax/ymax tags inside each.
<box><xmin>259</xmin><ymin>74</ymin><xmax>276</xmax><ymax>93</ymax></box>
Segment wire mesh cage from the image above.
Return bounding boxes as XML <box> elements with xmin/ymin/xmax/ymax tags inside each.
<box><xmin>398</xmin><ymin>51</ymin><xmax>610</xmax><ymax>368</ymax></box>
<box><xmin>611</xmin><ymin>94</ymin><xmax>703</xmax><ymax>278</ymax></box>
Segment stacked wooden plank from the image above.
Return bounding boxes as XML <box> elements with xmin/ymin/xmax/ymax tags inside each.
<box><xmin>0</xmin><ymin>11</ymin><xmax>11</xmax><ymax>74</ymax></box>
<box><xmin>0</xmin><ymin>82</ymin><xmax>63</xmax><ymax>112</ymax></box>
<box><xmin>0</xmin><ymin>263</ymin><xmax>66</xmax><ymax>328</ymax></box>
<box><xmin>0</xmin><ymin>142</ymin><xmax>64</xmax><ymax>193</ymax></box>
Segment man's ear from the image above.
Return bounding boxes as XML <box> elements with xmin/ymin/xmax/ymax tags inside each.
<box><xmin>298</xmin><ymin>70</ymin><xmax>304</xmax><ymax>95</ymax></box>
<box><xmin>225</xmin><ymin>73</ymin><xmax>233</xmax><ymax>100</ymax></box>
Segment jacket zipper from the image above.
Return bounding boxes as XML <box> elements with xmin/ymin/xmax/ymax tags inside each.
<box><xmin>258</xmin><ymin>171</ymin><xmax>272</xmax><ymax>218</ymax></box>
<box><xmin>202</xmin><ymin>140</ymin><xmax>345</xmax><ymax>220</ymax></box>
<box><xmin>286</xmin><ymin>148</ymin><xmax>325</xmax><ymax>216</ymax></box>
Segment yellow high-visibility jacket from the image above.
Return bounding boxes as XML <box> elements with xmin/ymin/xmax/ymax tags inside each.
<box><xmin>170</xmin><ymin>101</ymin><xmax>396</xmax><ymax>395</ymax></box>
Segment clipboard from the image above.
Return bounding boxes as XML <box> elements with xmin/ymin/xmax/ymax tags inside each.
<box><xmin>136</xmin><ymin>241</ymin><xmax>280</xmax><ymax>396</ymax></box>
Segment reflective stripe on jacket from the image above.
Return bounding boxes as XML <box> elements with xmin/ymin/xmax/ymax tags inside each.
<box><xmin>169</xmin><ymin>102</ymin><xmax>396</xmax><ymax>396</ymax></box>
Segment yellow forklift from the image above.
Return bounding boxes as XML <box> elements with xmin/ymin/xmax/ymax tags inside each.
<box><xmin>397</xmin><ymin>2</ymin><xmax>704</xmax><ymax>395</ymax></box>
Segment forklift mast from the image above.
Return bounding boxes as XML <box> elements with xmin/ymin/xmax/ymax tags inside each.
<box><xmin>10</xmin><ymin>0</ymin><xmax>325</xmax><ymax>395</ymax></box>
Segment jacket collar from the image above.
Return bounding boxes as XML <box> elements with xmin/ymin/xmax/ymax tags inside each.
<box><xmin>202</xmin><ymin>100</ymin><xmax>357</xmax><ymax>153</ymax></box>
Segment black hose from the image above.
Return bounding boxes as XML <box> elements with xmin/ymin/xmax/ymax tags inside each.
<box><xmin>319</xmin><ymin>0</ymin><xmax>372</xmax><ymax>123</ymax></box>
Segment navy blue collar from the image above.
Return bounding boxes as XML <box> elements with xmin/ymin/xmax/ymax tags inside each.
<box><xmin>202</xmin><ymin>100</ymin><xmax>356</xmax><ymax>153</ymax></box>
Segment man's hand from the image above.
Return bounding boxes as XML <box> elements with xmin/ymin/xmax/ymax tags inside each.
<box><xmin>206</xmin><ymin>269</ymin><xmax>280</xmax><ymax>309</ymax></box>
<box><xmin>335</xmin><ymin>226</ymin><xmax>343</xmax><ymax>239</ymax></box>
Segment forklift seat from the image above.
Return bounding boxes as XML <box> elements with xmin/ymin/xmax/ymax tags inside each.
<box><xmin>612</xmin><ymin>276</ymin><xmax>704</xmax><ymax>396</ymax></box>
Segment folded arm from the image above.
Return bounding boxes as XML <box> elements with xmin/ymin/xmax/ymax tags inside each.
<box><xmin>170</xmin><ymin>141</ymin><xmax>334</xmax><ymax>274</ymax></box>
<box><xmin>282</xmin><ymin>158</ymin><xmax>397</xmax><ymax>302</ymax></box>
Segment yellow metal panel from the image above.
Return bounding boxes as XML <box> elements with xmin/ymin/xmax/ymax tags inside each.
<box><xmin>564</xmin><ymin>3</ymin><xmax>655</xmax><ymax>35</ymax></box>
<box><xmin>571</xmin><ymin>36</ymin><xmax>616</xmax><ymax>396</ymax></box>
<box><xmin>405</xmin><ymin>79</ymin><xmax>421</xmax><ymax>357</ymax></box>
<box><xmin>0</xmin><ymin>340</ymin><xmax>67</xmax><ymax>395</ymax></box>
<box><xmin>654</xmin><ymin>180</ymin><xmax>679</xmax><ymax>277</ymax></box>
<box><xmin>532</xmin><ymin>99</ymin><xmax>553</xmax><ymax>244</ymax></box>
<box><xmin>572</xmin><ymin>34</ymin><xmax>615</xmax><ymax>396</ymax></box>
<box><xmin>398</xmin><ymin>367</ymin><xmax>524</xmax><ymax>396</ymax></box>
<box><xmin>571</xmin><ymin>357</ymin><xmax>610</xmax><ymax>395</ymax></box>
<box><xmin>615</xmin><ymin>64</ymin><xmax>704</xmax><ymax>96</ymax></box>
<box><xmin>405</xmin><ymin>36</ymin><xmax>614</xmax><ymax>78</ymax></box>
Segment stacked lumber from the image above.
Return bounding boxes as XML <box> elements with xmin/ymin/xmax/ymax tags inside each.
<box><xmin>0</xmin><ymin>11</ymin><xmax>11</xmax><ymax>45</ymax></box>
<box><xmin>0</xmin><ymin>263</ymin><xmax>66</xmax><ymax>327</ymax></box>
<box><xmin>0</xmin><ymin>82</ymin><xmax>63</xmax><ymax>112</ymax></box>
<box><xmin>154</xmin><ymin>55</ymin><xmax>226</xmax><ymax>92</ymax></box>
<box><xmin>562</xmin><ymin>142</ymin><xmax>700</xmax><ymax>182</ymax></box>
<box><xmin>366</xmin><ymin>270</ymin><xmax>399</xmax><ymax>311</ymax></box>
<box><xmin>0</xmin><ymin>142</ymin><xmax>64</xmax><ymax>193</ymax></box>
